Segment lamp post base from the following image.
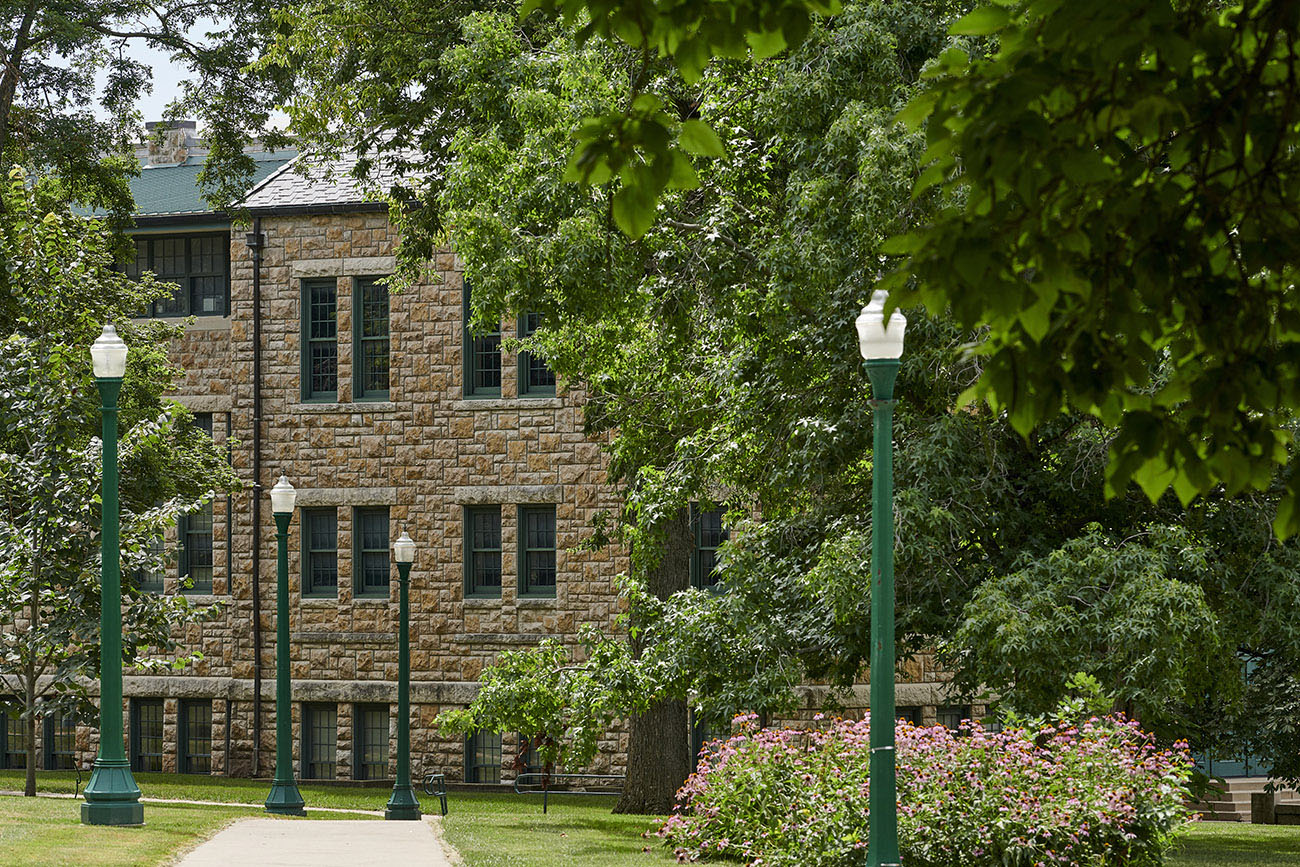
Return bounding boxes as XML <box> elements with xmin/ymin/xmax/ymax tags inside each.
<box><xmin>265</xmin><ymin>782</ymin><xmax>306</xmax><ymax>816</ymax></box>
<box><xmin>81</xmin><ymin>760</ymin><xmax>144</xmax><ymax>826</ymax></box>
<box><xmin>384</xmin><ymin>785</ymin><xmax>421</xmax><ymax>821</ymax></box>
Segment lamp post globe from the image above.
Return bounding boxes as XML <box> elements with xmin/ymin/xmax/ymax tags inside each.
<box><xmin>857</xmin><ymin>291</ymin><xmax>905</xmax><ymax>867</ymax></box>
<box><xmin>82</xmin><ymin>323</ymin><xmax>143</xmax><ymax>826</ymax></box>
<box><xmin>386</xmin><ymin>528</ymin><xmax>421</xmax><ymax>820</ymax></box>
<box><xmin>265</xmin><ymin>475</ymin><xmax>305</xmax><ymax>815</ymax></box>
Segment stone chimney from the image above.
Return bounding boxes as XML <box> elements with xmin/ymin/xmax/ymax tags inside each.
<box><xmin>143</xmin><ymin>120</ymin><xmax>198</xmax><ymax>166</ymax></box>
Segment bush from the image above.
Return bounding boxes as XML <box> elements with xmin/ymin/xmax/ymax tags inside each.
<box><xmin>660</xmin><ymin>713</ymin><xmax>1193</xmax><ymax>867</ymax></box>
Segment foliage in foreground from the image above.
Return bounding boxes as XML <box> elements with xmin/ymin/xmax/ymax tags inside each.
<box><xmin>661</xmin><ymin>711</ymin><xmax>1193</xmax><ymax>867</ymax></box>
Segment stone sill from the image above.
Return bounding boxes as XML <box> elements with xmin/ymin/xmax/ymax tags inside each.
<box><xmin>453</xmin><ymin>633</ymin><xmax>545</xmax><ymax>645</ymax></box>
<box><xmin>179</xmin><ymin>593</ymin><xmax>221</xmax><ymax>604</ymax></box>
<box><xmin>516</xmin><ymin>596</ymin><xmax>557</xmax><ymax>607</ymax></box>
<box><xmin>463</xmin><ymin>596</ymin><xmax>502</xmax><ymax>608</ymax></box>
<box><xmin>352</xmin><ymin>597</ymin><xmax>393</xmax><ymax>606</ymax></box>
<box><xmin>290</xmin><ymin>402</ymin><xmax>399</xmax><ymax>414</ymax></box>
<box><xmin>300</xmin><ymin>597</ymin><xmax>338</xmax><ymax>606</ymax></box>
<box><xmin>452</xmin><ymin>398</ymin><xmax>562</xmax><ymax>411</ymax></box>
<box><xmin>132</xmin><ymin>316</ymin><xmax>232</xmax><ymax>332</ymax></box>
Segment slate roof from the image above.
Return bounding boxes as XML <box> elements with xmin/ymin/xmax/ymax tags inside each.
<box><xmin>241</xmin><ymin>150</ymin><xmax>424</xmax><ymax>213</ymax></box>
<box><xmin>133</xmin><ymin>150</ymin><xmax>297</xmax><ymax>217</ymax></box>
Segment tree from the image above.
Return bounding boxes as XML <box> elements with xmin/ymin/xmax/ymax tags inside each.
<box><xmin>0</xmin><ymin>0</ymin><xmax>294</xmax><ymax>219</ymax></box>
<box><xmin>0</xmin><ymin>169</ymin><xmax>238</xmax><ymax>795</ymax></box>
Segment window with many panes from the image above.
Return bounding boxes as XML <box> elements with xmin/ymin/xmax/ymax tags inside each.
<box><xmin>354</xmin><ymin>704</ymin><xmax>389</xmax><ymax>781</ymax></box>
<box><xmin>1</xmin><ymin>701</ymin><xmax>25</xmax><ymax>769</ymax></box>
<box><xmin>302</xmin><ymin>703</ymin><xmax>337</xmax><ymax>779</ymax></box>
<box><xmin>354</xmin><ymin>277</ymin><xmax>390</xmax><ymax>400</ymax></box>
<box><xmin>517</xmin><ymin>312</ymin><xmax>555</xmax><ymax>396</ymax></box>
<box><xmin>179</xmin><ymin>700</ymin><xmax>212</xmax><ymax>774</ymax></box>
<box><xmin>180</xmin><ymin>414</ymin><xmax>215</xmax><ymax>594</ymax></box>
<box><xmin>690</xmin><ymin>505</ymin><xmax>727</xmax><ymax>590</ymax></box>
<box><xmin>43</xmin><ymin>714</ymin><xmax>76</xmax><ymax>770</ymax></box>
<box><xmin>302</xmin><ymin>279</ymin><xmax>338</xmax><ymax>401</ymax></box>
<box><xmin>518</xmin><ymin>506</ymin><xmax>556</xmax><ymax>597</ymax></box>
<box><xmin>464</xmin><ymin>507</ymin><xmax>502</xmax><ymax>598</ymax></box>
<box><xmin>896</xmin><ymin>706</ymin><xmax>923</xmax><ymax>726</ymax></box>
<box><xmin>353</xmin><ymin>507</ymin><xmax>389</xmax><ymax>598</ymax></box>
<box><xmin>131</xmin><ymin>699</ymin><xmax>164</xmax><ymax>772</ymax></box>
<box><xmin>936</xmin><ymin>705</ymin><xmax>972</xmax><ymax>732</ymax></box>
<box><xmin>463</xmin><ymin>282</ymin><xmax>500</xmax><ymax>397</ymax></box>
<box><xmin>127</xmin><ymin>234</ymin><xmax>229</xmax><ymax>317</ymax></box>
<box><xmin>516</xmin><ymin>734</ymin><xmax>544</xmax><ymax>775</ymax></box>
<box><xmin>465</xmin><ymin>731</ymin><xmax>502</xmax><ymax>783</ymax></box>
<box><xmin>303</xmin><ymin>508</ymin><xmax>338</xmax><ymax>597</ymax></box>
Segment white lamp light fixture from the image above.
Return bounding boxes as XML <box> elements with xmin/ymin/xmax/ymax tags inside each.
<box><xmin>269</xmin><ymin>476</ymin><xmax>297</xmax><ymax>515</ymax></box>
<box><xmin>393</xmin><ymin>530</ymin><xmax>416</xmax><ymax>565</ymax></box>
<box><xmin>855</xmin><ymin>290</ymin><xmax>907</xmax><ymax>360</ymax></box>
<box><xmin>90</xmin><ymin>324</ymin><xmax>129</xmax><ymax>379</ymax></box>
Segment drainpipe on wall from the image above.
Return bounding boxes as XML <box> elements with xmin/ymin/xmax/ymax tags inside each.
<box><xmin>246</xmin><ymin>220</ymin><xmax>265</xmax><ymax>777</ymax></box>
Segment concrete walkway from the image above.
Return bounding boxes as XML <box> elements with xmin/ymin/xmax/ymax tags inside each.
<box><xmin>175</xmin><ymin>818</ymin><xmax>457</xmax><ymax>867</ymax></box>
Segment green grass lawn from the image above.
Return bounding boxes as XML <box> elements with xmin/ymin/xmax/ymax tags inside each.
<box><xmin>439</xmin><ymin>792</ymin><xmax>677</xmax><ymax>867</ymax></box>
<box><xmin>1170</xmin><ymin>822</ymin><xmax>1300</xmax><ymax>867</ymax></box>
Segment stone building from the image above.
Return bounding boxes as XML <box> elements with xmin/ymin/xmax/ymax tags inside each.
<box><xmin>1</xmin><ymin>138</ymin><xmax>965</xmax><ymax>787</ymax></box>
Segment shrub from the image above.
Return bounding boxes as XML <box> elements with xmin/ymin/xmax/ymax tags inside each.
<box><xmin>660</xmin><ymin>713</ymin><xmax>1193</xmax><ymax>867</ymax></box>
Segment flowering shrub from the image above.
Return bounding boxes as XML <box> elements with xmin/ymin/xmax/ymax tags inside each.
<box><xmin>660</xmin><ymin>713</ymin><xmax>1192</xmax><ymax>867</ymax></box>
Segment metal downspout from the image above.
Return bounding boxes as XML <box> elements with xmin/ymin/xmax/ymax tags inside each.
<box><xmin>247</xmin><ymin>220</ymin><xmax>265</xmax><ymax>777</ymax></box>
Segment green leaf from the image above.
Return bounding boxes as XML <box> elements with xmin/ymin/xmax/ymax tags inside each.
<box><xmin>950</xmin><ymin>8</ymin><xmax>1011</xmax><ymax>37</ymax></box>
<box><xmin>666</xmin><ymin>150</ymin><xmax>700</xmax><ymax>191</ymax></box>
<box><xmin>613</xmin><ymin>185</ymin><xmax>657</xmax><ymax>237</ymax></box>
<box><xmin>894</xmin><ymin>92</ymin><xmax>939</xmax><ymax>130</ymax></box>
<box><xmin>746</xmin><ymin>29</ymin><xmax>787</xmax><ymax>60</ymax></box>
<box><xmin>678</xmin><ymin>120</ymin><xmax>725</xmax><ymax>158</ymax></box>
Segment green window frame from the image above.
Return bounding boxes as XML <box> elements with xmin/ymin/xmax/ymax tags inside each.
<box><xmin>353</xmin><ymin>507</ymin><xmax>390</xmax><ymax>598</ymax></box>
<box><xmin>517</xmin><ymin>312</ymin><xmax>555</xmax><ymax>396</ymax></box>
<box><xmin>302</xmin><ymin>508</ymin><xmax>339</xmax><ymax>597</ymax></box>
<box><xmin>302</xmin><ymin>703</ymin><xmax>337</xmax><ymax>780</ymax></box>
<box><xmin>43</xmin><ymin>713</ymin><xmax>76</xmax><ymax>770</ymax></box>
<box><xmin>179</xmin><ymin>502</ymin><xmax>214</xmax><ymax>594</ymax></box>
<box><xmin>1</xmin><ymin>700</ymin><xmax>26</xmax><ymax>769</ymax></box>
<box><xmin>518</xmin><ymin>506</ymin><xmax>556</xmax><ymax>598</ymax></box>
<box><xmin>463</xmin><ymin>281</ymin><xmax>501</xmax><ymax>398</ymax></box>
<box><xmin>464</xmin><ymin>506</ymin><xmax>502</xmax><ymax>598</ymax></box>
<box><xmin>126</xmin><ymin>233</ymin><xmax>230</xmax><ymax>318</ymax></box>
<box><xmin>465</xmin><ymin>731</ymin><xmax>502</xmax><ymax>783</ymax></box>
<box><xmin>179</xmin><ymin>700</ymin><xmax>212</xmax><ymax>774</ymax></box>
<box><xmin>353</xmin><ymin>277</ymin><xmax>391</xmax><ymax>400</ymax></box>
<box><xmin>130</xmin><ymin>699</ymin><xmax>164</xmax><ymax>773</ymax></box>
<box><xmin>302</xmin><ymin>278</ymin><xmax>339</xmax><ymax>401</ymax></box>
<box><xmin>937</xmin><ymin>705</ymin><xmax>972</xmax><ymax>732</ymax></box>
<box><xmin>690</xmin><ymin>504</ymin><xmax>727</xmax><ymax>590</ymax></box>
<box><xmin>354</xmin><ymin>704</ymin><xmax>389</xmax><ymax>781</ymax></box>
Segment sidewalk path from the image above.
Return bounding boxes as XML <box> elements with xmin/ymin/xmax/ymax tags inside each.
<box><xmin>175</xmin><ymin>817</ymin><xmax>457</xmax><ymax>866</ymax></box>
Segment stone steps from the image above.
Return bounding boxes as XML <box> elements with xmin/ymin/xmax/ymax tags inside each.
<box><xmin>1191</xmin><ymin>777</ymin><xmax>1300</xmax><ymax>822</ymax></box>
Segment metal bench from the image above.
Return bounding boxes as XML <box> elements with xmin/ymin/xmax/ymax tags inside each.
<box><xmin>513</xmin><ymin>772</ymin><xmax>626</xmax><ymax>814</ymax></box>
<box><xmin>421</xmin><ymin>772</ymin><xmax>448</xmax><ymax>816</ymax></box>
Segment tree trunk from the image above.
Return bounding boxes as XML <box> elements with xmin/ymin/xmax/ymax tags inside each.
<box><xmin>613</xmin><ymin>508</ymin><xmax>693</xmax><ymax>815</ymax></box>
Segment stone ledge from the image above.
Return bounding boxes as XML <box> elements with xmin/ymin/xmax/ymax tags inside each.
<box><xmin>451</xmin><ymin>398</ymin><xmax>563</xmax><ymax>411</ymax></box>
<box><xmin>132</xmin><ymin>316</ymin><xmax>232</xmax><ymax>332</ymax></box>
<box><xmin>453</xmin><ymin>485</ymin><xmax>562</xmax><ymax>505</ymax></box>
<box><xmin>296</xmin><ymin>487</ymin><xmax>397</xmax><ymax>507</ymax></box>
<box><xmin>293</xmin><ymin>631</ymin><xmax>396</xmax><ymax>644</ymax></box>
<box><xmin>453</xmin><ymin>633</ymin><xmax>545</xmax><ymax>645</ymax></box>
<box><xmin>171</xmin><ymin>394</ymin><xmax>234</xmax><ymax>412</ymax></box>
<box><xmin>288</xmin><ymin>402</ymin><xmax>399</xmax><ymax>414</ymax></box>
<box><xmin>462</xmin><ymin>597</ymin><xmax>502</xmax><ymax>608</ymax></box>
<box><xmin>291</xmin><ymin>256</ymin><xmax>396</xmax><ymax>278</ymax></box>
<box><xmin>515</xmin><ymin>597</ymin><xmax>558</xmax><ymax>607</ymax></box>
<box><xmin>98</xmin><ymin>675</ymin><xmax>482</xmax><ymax>704</ymax></box>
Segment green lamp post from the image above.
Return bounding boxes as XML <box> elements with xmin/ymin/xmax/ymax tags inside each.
<box><xmin>82</xmin><ymin>324</ymin><xmax>145</xmax><ymax>827</ymax></box>
<box><xmin>265</xmin><ymin>475</ymin><xmax>306</xmax><ymax>816</ymax></box>
<box><xmin>856</xmin><ymin>290</ymin><xmax>907</xmax><ymax>867</ymax></box>
<box><xmin>385</xmin><ymin>529</ymin><xmax>421</xmax><ymax>820</ymax></box>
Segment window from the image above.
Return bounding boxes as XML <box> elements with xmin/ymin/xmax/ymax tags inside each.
<box><xmin>691</xmin><ymin>716</ymin><xmax>722</xmax><ymax>769</ymax></box>
<box><xmin>937</xmin><ymin>705</ymin><xmax>972</xmax><ymax>732</ymax></box>
<box><xmin>303</xmin><ymin>508</ymin><xmax>338</xmax><ymax>597</ymax></box>
<box><xmin>43</xmin><ymin>714</ymin><xmax>76</xmax><ymax>770</ymax></box>
<box><xmin>131</xmin><ymin>699</ymin><xmax>164</xmax><ymax>772</ymax></box>
<box><xmin>302</xmin><ymin>703</ymin><xmax>337</xmax><ymax>780</ymax></box>
<box><xmin>465</xmin><ymin>731</ymin><xmax>502</xmax><ymax>783</ymax></box>
<box><xmin>354</xmin><ymin>277</ymin><xmax>390</xmax><ymax>400</ymax></box>
<box><xmin>690</xmin><ymin>505</ymin><xmax>728</xmax><ymax>590</ymax></box>
<box><xmin>517</xmin><ymin>312</ymin><xmax>555</xmax><ymax>396</ymax></box>
<box><xmin>179</xmin><ymin>700</ymin><xmax>212</xmax><ymax>774</ymax></box>
<box><xmin>179</xmin><ymin>502</ymin><xmax>214</xmax><ymax>594</ymax></box>
<box><xmin>127</xmin><ymin>234</ymin><xmax>229</xmax><ymax>317</ymax></box>
<box><xmin>353</xmin><ymin>507</ymin><xmax>390</xmax><ymax>598</ymax></box>
<box><xmin>354</xmin><ymin>704</ymin><xmax>389</xmax><ymax>781</ymax></box>
<box><xmin>463</xmin><ymin>282</ymin><xmax>500</xmax><ymax>397</ymax></box>
<box><xmin>895</xmin><ymin>705</ymin><xmax>922</xmax><ymax>726</ymax></box>
<box><xmin>515</xmin><ymin>734</ymin><xmax>544</xmax><ymax>776</ymax></box>
<box><xmin>135</xmin><ymin>532</ymin><xmax>165</xmax><ymax>594</ymax></box>
<box><xmin>1</xmin><ymin>701</ymin><xmax>25</xmax><ymax>769</ymax></box>
<box><xmin>302</xmin><ymin>279</ymin><xmax>338</xmax><ymax>401</ymax></box>
<box><xmin>464</xmin><ymin>507</ymin><xmax>502</xmax><ymax>598</ymax></box>
<box><xmin>518</xmin><ymin>506</ymin><xmax>556</xmax><ymax>597</ymax></box>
